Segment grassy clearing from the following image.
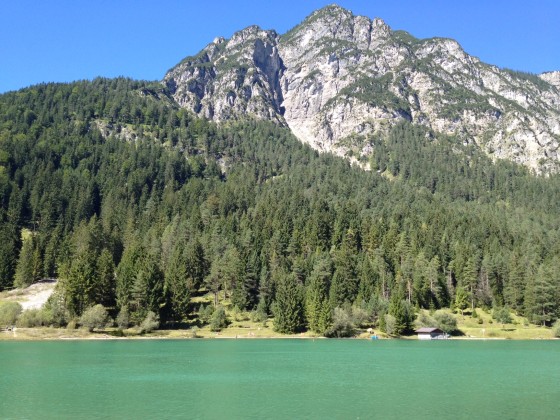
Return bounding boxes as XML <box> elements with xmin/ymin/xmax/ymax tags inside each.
<box><xmin>436</xmin><ymin>308</ymin><xmax>555</xmax><ymax>340</ymax></box>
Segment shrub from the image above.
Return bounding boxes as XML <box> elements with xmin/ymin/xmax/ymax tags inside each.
<box><xmin>210</xmin><ymin>306</ymin><xmax>228</xmax><ymax>332</ymax></box>
<box><xmin>325</xmin><ymin>307</ymin><xmax>355</xmax><ymax>338</ymax></box>
<box><xmin>190</xmin><ymin>326</ymin><xmax>199</xmax><ymax>338</ymax></box>
<box><xmin>43</xmin><ymin>290</ymin><xmax>68</xmax><ymax>327</ymax></box>
<box><xmin>16</xmin><ymin>309</ymin><xmax>48</xmax><ymax>327</ymax></box>
<box><xmin>416</xmin><ymin>312</ymin><xmax>435</xmax><ymax>328</ymax></box>
<box><xmin>79</xmin><ymin>305</ymin><xmax>108</xmax><ymax>332</ymax></box>
<box><xmin>251</xmin><ymin>308</ymin><xmax>267</xmax><ymax>323</ymax></box>
<box><xmin>140</xmin><ymin>311</ymin><xmax>159</xmax><ymax>333</ymax></box>
<box><xmin>552</xmin><ymin>320</ymin><xmax>560</xmax><ymax>338</ymax></box>
<box><xmin>198</xmin><ymin>304</ymin><xmax>214</xmax><ymax>324</ymax></box>
<box><xmin>0</xmin><ymin>301</ymin><xmax>23</xmax><ymax>326</ymax></box>
<box><xmin>492</xmin><ymin>307</ymin><xmax>512</xmax><ymax>328</ymax></box>
<box><xmin>384</xmin><ymin>314</ymin><xmax>397</xmax><ymax>336</ymax></box>
<box><xmin>433</xmin><ymin>311</ymin><xmax>458</xmax><ymax>334</ymax></box>
<box><xmin>351</xmin><ymin>307</ymin><xmax>369</xmax><ymax>328</ymax></box>
<box><xmin>116</xmin><ymin>307</ymin><xmax>130</xmax><ymax>329</ymax></box>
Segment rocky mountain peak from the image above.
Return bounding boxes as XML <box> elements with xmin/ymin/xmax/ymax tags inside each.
<box><xmin>163</xmin><ymin>5</ymin><xmax>560</xmax><ymax>173</ymax></box>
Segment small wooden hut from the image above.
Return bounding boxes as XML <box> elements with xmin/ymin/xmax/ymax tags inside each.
<box><xmin>415</xmin><ymin>327</ymin><xmax>447</xmax><ymax>340</ymax></box>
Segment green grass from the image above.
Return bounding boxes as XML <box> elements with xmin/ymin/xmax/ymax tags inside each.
<box><xmin>452</xmin><ymin>308</ymin><xmax>554</xmax><ymax>339</ymax></box>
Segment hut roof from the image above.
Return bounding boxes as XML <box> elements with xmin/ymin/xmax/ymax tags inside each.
<box><xmin>415</xmin><ymin>327</ymin><xmax>444</xmax><ymax>333</ymax></box>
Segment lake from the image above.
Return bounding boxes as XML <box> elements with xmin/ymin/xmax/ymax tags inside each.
<box><xmin>1</xmin><ymin>339</ymin><xmax>558</xmax><ymax>419</ymax></box>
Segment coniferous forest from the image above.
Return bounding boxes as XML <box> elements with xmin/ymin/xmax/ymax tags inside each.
<box><xmin>1</xmin><ymin>78</ymin><xmax>560</xmax><ymax>335</ymax></box>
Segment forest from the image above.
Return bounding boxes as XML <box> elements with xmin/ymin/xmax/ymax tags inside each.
<box><xmin>1</xmin><ymin>78</ymin><xmax>559</xmax><ymax>335</ymax></box>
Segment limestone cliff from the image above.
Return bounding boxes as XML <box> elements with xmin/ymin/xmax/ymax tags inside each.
<box><xmin>164</xmin><ymin>5</ymin><xmax>560</xmax><ymax>173</ymax></box>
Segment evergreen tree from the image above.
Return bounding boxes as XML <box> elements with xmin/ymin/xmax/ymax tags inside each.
<box><xmin>305</xmin><ymin>254</ymin><xmax>332</xmax><ymax>333</ymax></box>
<box><xmin>388</xmin><ymin>288</ymin><xmax>414</xmax><ymax>335</ymax></box>
<box><xmin>14</xmin><ymin>236</ymin><xmax>36</xmax><ymax>288</ymax></box>
<box><xmin>273</xmin><ymin>272</ymin><xmax>304</xmax><ymax>334</ymax></box>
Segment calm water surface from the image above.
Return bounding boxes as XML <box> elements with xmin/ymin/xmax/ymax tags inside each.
<box><xmin>1</xmin><ymin>339</ymin><xmax>558</xmax><ymax>419</ymax></box>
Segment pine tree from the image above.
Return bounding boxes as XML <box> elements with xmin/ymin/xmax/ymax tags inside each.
<box><xmin>305</xmin><ymin>254</ymin><xmax>332</xmax><ymax>333</ymax></box>
<box><xmin>273</xmin><ymin>272</ymin><xmax>304</xmax><ymax>334</ymax></box>
<box><xmin>388</xmin><ymin>287</ymin><xmax>414</xmax><ymax>335</ymax></box>
<box><xmin>131</xmin><ymin>253</ymin><xmax>165</xmax><ymax>324</ymax></box>
<box><xmin>164</xmin><ymin>247</ymin><xmax>191</xmax><ymax>321</ymax></box>
<box><xmin>525</xmin><ymin>263</ymin><xmax>556</xmax><ymax>326</ymax></box>
<box><xmin>96</xmin><ymin>248</ymin><xmax>116</xmax><ymax>308</ymax></box>
<box><xmin>14</xmin><ymin>236</ymin><xmax>35</xmax><ymax>288</ymax></box>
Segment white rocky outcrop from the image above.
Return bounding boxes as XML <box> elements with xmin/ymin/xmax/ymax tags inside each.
<box><xmin>163</xmin><ymin>5</ymin><xmax>560</xmax><ymax>173</ymax></box>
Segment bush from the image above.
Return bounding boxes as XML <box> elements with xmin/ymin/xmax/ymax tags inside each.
<box><xmin>0</xmin><ymin>301</ymin><xmax>23</xmax><ymax>326</ymax></box>
<box><xmin>433</xmin><ymin>311</ymin><xmax>458</xmax><ymax>334</ymax></box>
<box><xmin>384</xmin><ymin>314</ymin><xmax>397</xmax><ymax>336</ymax></box>
<box><xmin>325</xmin><ymin>307</ymin><xmax>355</xmax><ymax>338</ymax></box>
<box><xmin>415</xmin><ymin>312</ymin><xmax>435</xmax><ymax>328</ymax></box>
<box><xmin>140</xmin><ymin>311</ymin><xmax>159</xmax><ymax>333</ymax></box>
<box><xmin>351</xmin><ymin>307</ymin><xmax>369</xmax><ymax>328</ymax></box>
<box><xmin>251</xmin><ymin>300</ymin><xmax>268</xmax><ymax>324</ymax></box>
<box><xmin>493</xmin><ymin>307</ymin><xmax>512</xmax><ymax>328</ymax></box>
<box><xmin>190</xmin><ymin>326</ymin><xmax>199</xmax><ymax>338</ymax></box>
<box><xmin>79</xmin><ymin>305</ymin><xmax>108</xmax><ymax>332</ymax></box>
<box><xmin>198</xmin><ymin>304</ymin><xmax>214</xmax><ymax>324</ymax></box>
<box><xmin>16</xmin><ymin>309</ymin><xmax>49</xmax><ymax>327</ymax></box>
<box><xmin>43</xmin><ymin>290</ymin><xmax>68</xmax><ymax>327</ymax></box>
<box><xmin>116</xmin><ymin>307</ymin><xmax>130</xmax><ymax>329</ymax></box>
<box><xmin>210</xmin><ymin>306</ymin><xmax>228</xmax><ymax>332</ymax></box>
<box><xmin>552</xmin><ymin>320</ymin><xmax>560</xmax><ymax>338</ymax></box>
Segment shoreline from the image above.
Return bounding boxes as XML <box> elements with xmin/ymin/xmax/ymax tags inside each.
<box><xmin>2</xmin><ymin>328</ymin><xmax>557</xmax><ymax>342</ymax></box>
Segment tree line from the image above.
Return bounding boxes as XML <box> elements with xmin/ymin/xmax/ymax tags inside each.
<box><xmin>0</xmin><ymin>78</ymin><xmax>559</xmax><ymax>334</ymax></box>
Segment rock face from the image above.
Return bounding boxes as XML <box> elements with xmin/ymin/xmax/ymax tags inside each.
<box><xmin>164</xmin><ymin>5</ymin><xmax>560</xmax><ymax>173</ymax></box>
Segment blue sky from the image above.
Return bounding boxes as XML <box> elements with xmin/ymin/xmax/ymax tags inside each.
<box><xmin>1</xmin><ymin>0</ymin><xmax>559</xmax><ymax>93</ymax></box>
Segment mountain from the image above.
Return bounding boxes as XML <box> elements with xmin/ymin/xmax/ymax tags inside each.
<box><xmin>1</xmin><ymin>7</ymin><xmax>560</xmax><ymax>333</ymax></box>
<box><xmin>164</xmin><ymin>4</ymin><xmax>560</xmax><ymax>173</ymax></box>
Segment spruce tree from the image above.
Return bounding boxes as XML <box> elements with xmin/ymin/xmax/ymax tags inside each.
<box><xmin>388</xmin><ymin>288</ymin><xmax>414</xmax><ymax>335</ymax></box>
<box><xmin>305</xmin><ymin>254</ymin><xmax>332</xmax><ymax>333</ymax></box>
<box><xmin>14</xmin><ymin>237</ymin><xmax>35</xmax><ymax>288</ymax></box>
<box><xmin>273</xmin><ymin>273</ymin><xmax>304</xmax><ymax>334</ymax></box>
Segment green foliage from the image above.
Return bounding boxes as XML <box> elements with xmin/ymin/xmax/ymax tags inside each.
<box><xmin>493</xmin><ymin>307</ymin><xmax>512</xmax><ymax>328</ymax></box>
<box><xmin>0</xmin><ymin>77</ymin><xmax>559</xmax><ymax>333</ymax></box>
<box><xmin>0</xmin><ymin>301</ymin><xmax>22</xmax><ymax>326</ymax></box>
<box><xmin>388</xmin><ymin>289</ymin><xmax>414</xmax><ymax>335</ymax></box>
<box><xmin>209</xmin><ymin>306</ymin><xmax>228</xmax><ymax>332</ymax></box>
<box><xmin>433</xmin><ymin>311</ymin><xmax>457</xmax><ymax>334</ymax></box>
<box><xmin>116</xmin><ymin>307</ymin><xmax>130</xmax><ymax>329</ymax></box>
<box><xmin>273</xmin><ymin>273</ymin><xmax>304</xmax><ymax>334</ymax></box>
<box><xmin>16</xmin><ymin>308</ymin><xmax>49</xmax><ymax>327</ymax></box>
<box><xmin>140</xmin><ymin>311</ymin><xmax>159</xmax><ymax>333</ymax></box>
<box><xmin>324</xmin><ymin>307</ymin><xmax>355</xmax><ymax>338</ymax></box>
<box><xmin>79</xmin><ymin>304</ymin><xmax>109</xmax><ymax>332</ymax></box>
<box><xmin>14</xmin><ymin>236</ymin><xmax>39</xmax><ymax>288</ymax></box>
<box><xmin>305</xmin><ymin>253</ymin><xmax>332</xmax><ymax>334</ymax></box>
<box><xmin>552</xmin><ymin>320</ymin><xmax>560</xmax><ymax>338</ymax></box>
<box><xmin>42</xmin><ymin>290</ymin><xmax>69</xmax><ymax>327</ymax></box>
<box><xmin>454</xmin><ymin>286</ymin><xmax>469</xmax><ymax>316</ymax></box>
<box><xmin>383</xmin><ymin>314</ymin><xmax>397</xmax><ymax>336</ymax></box>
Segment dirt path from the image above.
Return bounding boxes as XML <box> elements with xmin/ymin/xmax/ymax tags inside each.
<box><xmin>1</xmin><ymin>280</ymin><xmax>57</xmax><ymax>310</ymax></box>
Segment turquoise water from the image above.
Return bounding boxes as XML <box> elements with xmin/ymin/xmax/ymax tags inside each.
<box><xmin>0</xmin><ymin>339</ymin><xmax>558</xmax><ymax>419</ymax></box>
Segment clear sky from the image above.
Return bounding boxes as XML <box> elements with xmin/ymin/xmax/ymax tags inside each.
<box><xmin>1</xmin><ymin>0</ymin><xmax>559</xmax><ymax>93</ymax></box>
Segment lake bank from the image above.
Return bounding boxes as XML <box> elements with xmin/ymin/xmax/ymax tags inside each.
<box><xmin>2</xmin><ymin>325</ymin><xmax>556</xmax><ymax>341</ymax></box>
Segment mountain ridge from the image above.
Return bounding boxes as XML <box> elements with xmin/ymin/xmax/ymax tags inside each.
<box><xmin>163</xmin><ymin>4</ymin><xmax>560</xmax><ymax>173</ymax></box>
